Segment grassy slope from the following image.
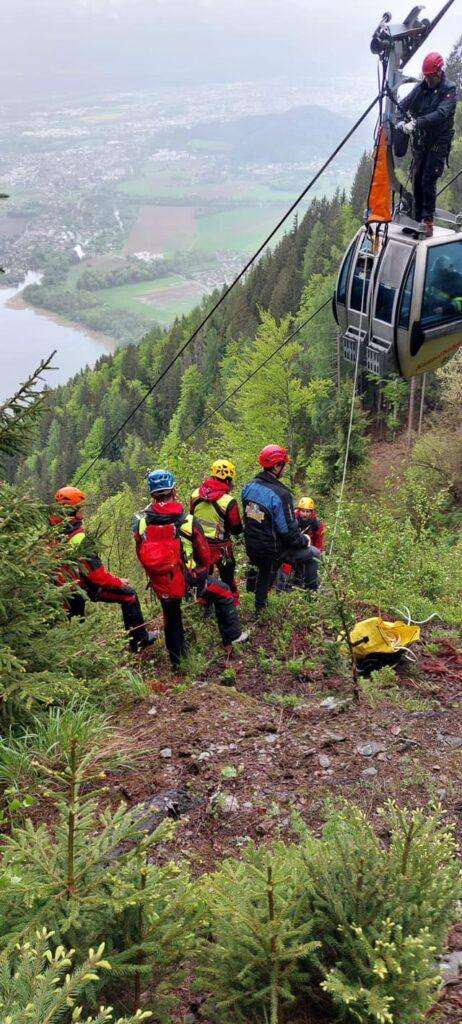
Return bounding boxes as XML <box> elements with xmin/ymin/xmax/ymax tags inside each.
<box><xmin>92</xmin><ymin>582</ymin><xmax>462</xmax><ymax>1023</ymax></box>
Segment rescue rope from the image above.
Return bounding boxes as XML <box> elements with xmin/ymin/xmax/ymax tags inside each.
<box><xmin>328</xmin><ymin>242</ymin><xmax>371</xmax><ymax>558</ymax></box>
<box><xmin>75</xmin><ymin>94</ymin><xmax>382</xmax><ymax>484</ymax></box>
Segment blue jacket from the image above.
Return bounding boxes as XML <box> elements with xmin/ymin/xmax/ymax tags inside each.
<box><xmin>242</xmin><ymin>471</ymin><xmax>308</xmax><ymax>559</ymax></box>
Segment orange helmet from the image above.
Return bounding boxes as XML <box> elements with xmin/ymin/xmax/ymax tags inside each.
<box><xmin>54</xmin><ymin>486</ymin><xmax>86</xmax><ymax>507</ymax></box>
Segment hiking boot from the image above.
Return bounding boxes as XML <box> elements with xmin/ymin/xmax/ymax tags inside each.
<box><xmin>139</xmin><ymin>629</ymin><xmax>160</xmax><ymax>650</ymax></box>
<box><xmin>421</xmin><ymin>218</ymin><xmax>434</xmax><ymax>238</ymax></box>
<box><xmin>232</xmin><ymin>630</ymin><xmax>250</xmax><ymax>644</ymax></box>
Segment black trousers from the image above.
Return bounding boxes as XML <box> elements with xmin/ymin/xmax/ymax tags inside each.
<box><xmin>217</xmin><ymin>554</ymin><xmax>239</xmax><ymax>604</ymax></box>
<box><xmin>246</xmin><ymin>558</ymin><xmax>278</xmax><ymax>614</ymax></box>
<box><xmin>284</xmin><ymin>546</ymin><xmax>321</xmax><ymax>591</ymax></box>
<box><xmin>160</xmin><ymin>597</ymin><xmax>187</xmax><ymax>669</ymax></box>
<box><xmin>68</xmin><ymin>587</ymin><xmax>150</xmax><ymax>652</ymax></box>
<box><xmin>413</xmin><ymin>149</ymin><xmax>445</xmax><ymax>221</ymax></box>
<box><xmin>249</xmin><ymin>545</ymin><xmax>320</xmax><ymax>612</ymax></box>
<box><xmin>200</xmin><ymin>575</ymin><xmax>241</xmax><ymax>642</ymax></box>
<box><xmin>160</xmin><ymin>578</ymin><xmax>241</xmax><ymax>669</ymax></box>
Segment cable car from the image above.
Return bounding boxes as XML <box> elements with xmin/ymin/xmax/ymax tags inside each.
<box><xmin>333</xmin><ymin>220</ymin><xmax>462</xmax><ymax>378</ymax></box>
<box><xmin>334</xmin><ymin>4</ymin><xmax>462</xmax><ymax>380</ymax></box>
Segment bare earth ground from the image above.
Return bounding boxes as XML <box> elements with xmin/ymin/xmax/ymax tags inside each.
<box><xmin>137</xmin><ymin>280</ymin><xmax>205</xmax><ymax>306</ymax></box>
<box><xmin>104</xmin><ymin>604</ymin><xmax>462</xmax><ymax>1023</ymax></box>
<box><xmin>124</xmin><ymin>205</ymin><xmax>197</xmax><ymax>254</ymax></box>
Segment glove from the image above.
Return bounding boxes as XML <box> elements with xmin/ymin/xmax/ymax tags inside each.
<box><xmin>396</xmin><ymin>117</ymin><xmax>416</xmax><ymax>135</ymax></box>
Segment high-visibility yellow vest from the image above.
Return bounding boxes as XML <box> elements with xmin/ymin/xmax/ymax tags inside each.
<box><xmin>190</xmin><ymin>489</ymin><xmax>233</xmax><ymax>542</ymax></box>
<box><xmin>178</xmin><ymin>515</ymin><xmax>196</xmax><ymax>570</ymax></box>
<box><xmin>67</xmin><ymin>529</ymin><xmax>86</xmax><ymax>549</ymax></box>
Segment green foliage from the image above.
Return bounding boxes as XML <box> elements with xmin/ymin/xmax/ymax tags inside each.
<box><xmin>197</xmin><ymin>844</ymin><xmax>320</xmax><ymax>1023</ymax></box>
<box><xmin>0</xmin><ymin>480</ymin><xmax>140</xmax><ymax>726</ymax></box>
<box><xmin>446</xmin><ymin>36</ymin><xmax>462</xmax><ymax>100</ymax></box>
<box><xmin>350</xmin><ymin>152</ymin><xmax>374</xmax><ymax>219</ymax></box>
<box><xmin>302</xmin><ymin>800</ymin><xmax>461</xmax><ymax>1023</ymax></box>
<box><xmin>306</xmin><ymin>381</ymin><xmax>369</xmax><ymax>495</ymax></box>
<box><xmin>0</xmin><ymin>356</ymin><xmax>54</xmax><ymax>468</ymax></box>
<box><xmin>216</xmin><ymin>309</ymin><xmax>332</xmax><ymax>484</ymax></box>
<box><xmin>0</xmin><ymin>930</ymin><xmax>152</xmax><ymax>1023</ymax></box>
<box><xmin>197</xmin><ymin>802</ymin><xmax>460</xmax><ymax>1023</ymax></box>
<box><xmin>358</xmin><ymin>666</ymin><xmax>433</xmax><ymax>713</ymax></box>
<box><xmin>332</xmin><ymin>493</ymin><xmax>461</xmax><ymax>624</ymax></box>
<box><xmin>0</xmin><ymin>726</ymin><xmax>195</xmax><ymax>1021</ymax></box>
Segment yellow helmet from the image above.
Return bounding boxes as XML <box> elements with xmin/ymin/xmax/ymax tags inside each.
<box><xmin>297</xmin><ymin>496</ymin><xmax>315</xmax><ymax>511</ymax></box>
<box><xmin>210</xmin><ymin>458</ymin><xmax>236</xmax><ymax>481</ymax></box>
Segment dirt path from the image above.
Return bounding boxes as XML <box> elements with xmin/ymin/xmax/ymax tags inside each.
<box><xmin>107</xmin><ymin>614</ymin><xmax>462</xmax><ymax>1022</ymax></box>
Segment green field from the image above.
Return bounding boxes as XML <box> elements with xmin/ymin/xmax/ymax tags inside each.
<box><xmin>193</xmin><ymin>204</ymin><xmax>288</xmax><ymax>253</ymax></box>
<box><xmin>118</xmin><ymin>168</ymin><xmax>297</xmax><ymax>205</ymax></box>
<box><xmin>94</xmin><ymin>274</ymin><xmax>206</xmax><ymax>326</ymax></box>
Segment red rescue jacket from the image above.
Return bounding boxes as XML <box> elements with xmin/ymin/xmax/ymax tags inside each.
<box><xmin>295</xmin><ymin>510</ymin><xmax>325</xmax><ymax>552</ymax></box>
<box><xmin>50</xmin><ymin>512</ymin><xmax>127</xmax><ymax>594</ymax></box>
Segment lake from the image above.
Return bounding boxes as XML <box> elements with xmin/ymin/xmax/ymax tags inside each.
<box><xmin>0</xmin><ymin>274</ymin><xmax>115</xmax><ymax>402</ymax></box>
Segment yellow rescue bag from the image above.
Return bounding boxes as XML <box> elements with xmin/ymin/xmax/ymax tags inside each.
<box><xmin>338</xmin><ymin>617</ymin><xmax>421</xmax><ymax>672</ymax></box>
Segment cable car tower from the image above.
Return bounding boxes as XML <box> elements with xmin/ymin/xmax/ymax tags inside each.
<box><xmin>333</xmin><ymin>4</ymin><xmax>462</xmax><ymax>379</ymax></box>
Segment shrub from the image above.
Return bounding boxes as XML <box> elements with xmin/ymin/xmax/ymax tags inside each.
<box><xmin>0</xmin><ymin>929</ymin><xmax>152</xmax><ymax>1023</ymax></box>
<box><xmin>301</xmin><ymin>800</ymin><xmax>461</xmax><ymax>1023</ymax></box>
<box><xmin>0</xmin><ymin>723</ymin><xmax>196</xmax><ymax>1021</ymax></box>
<box><xmin>197</xmin><ymin>843</ymin><xmax>320</xmax><ymax>1024</ymax></box>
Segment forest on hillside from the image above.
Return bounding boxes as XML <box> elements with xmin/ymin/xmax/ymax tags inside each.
<box><xmin>1</xmin><ymin>35</ymin><xmax>462</xmax><ymax>1024</ymax></box>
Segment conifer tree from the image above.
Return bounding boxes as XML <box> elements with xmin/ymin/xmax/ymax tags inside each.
<box><xmin>197</xmin><ymin>844</ymin><xmax>319</xmax><ymax>1024</ymax></box>
<box><xmin>216</xmin><ymin>310</ymin><xmax>331</xmax><ymax>481</ymax></box>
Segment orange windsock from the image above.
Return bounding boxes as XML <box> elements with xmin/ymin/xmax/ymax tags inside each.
<box><xmin>366</xmin><ymin>125</ymin><xmax>393</xmax><ymax>225</ymax></box>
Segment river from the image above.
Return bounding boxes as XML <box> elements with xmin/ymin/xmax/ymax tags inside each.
<box><xmin>0</xmin><ymin>273</ymin><xmax>115</xmax><ymax>402</ymax></box>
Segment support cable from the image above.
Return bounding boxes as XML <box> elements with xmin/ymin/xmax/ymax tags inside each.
<box><xmin>437</xmin><ymin>166</ymin><xmax>462</xmax><ymax>199</ymax></box>
<box><xmin>75</xmin><ymin>93</ymin><xmax>381</xmax><ymax>484</ymax></box>
<box><xmin>179</xmin><ymin>297</ymin><xmax>332</xmax><ymax>444</ymax></box>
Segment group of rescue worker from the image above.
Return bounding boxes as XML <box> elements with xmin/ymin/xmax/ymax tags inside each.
<box><xmin>51</xmin><ymin>444</ymin><xmax>324</xmax><ymax>670</ymax></box>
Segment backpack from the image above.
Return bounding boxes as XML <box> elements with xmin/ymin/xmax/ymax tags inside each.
<box><xmin>339</xmin><ymin>616</ymin><xmax>421</xmax><ymax>675</ymax></box>
<box><xmin>137</xmin><ymin>523</ymin><xmax>186</xmax><ymax>600</ymax></box>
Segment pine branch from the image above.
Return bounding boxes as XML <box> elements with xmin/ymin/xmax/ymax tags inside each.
<box><xmin>0</xmin><ymin>351</ymin><xmax>56</xmax><ymax>464</ymax></box>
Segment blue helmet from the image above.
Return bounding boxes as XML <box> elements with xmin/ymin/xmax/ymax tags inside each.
<box><xmin>147</xmin><ymin>469</ymin><xmax>176</xmax><ymax>494</ymax></box>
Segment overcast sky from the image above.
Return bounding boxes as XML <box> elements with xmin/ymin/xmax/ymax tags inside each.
<box><xmin>1</xmin><ymin>0</ymin><xmax>460</xmax><ymax>104</ymax></box>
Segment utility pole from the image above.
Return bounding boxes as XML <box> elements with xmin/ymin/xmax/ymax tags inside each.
<box><xmin>417</xmin><ymin>373</ymin><xmax>426</xmax><ymax>437</ymax></box>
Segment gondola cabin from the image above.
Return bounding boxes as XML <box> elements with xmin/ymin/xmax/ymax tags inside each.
<box><xmin>333</xmin><ymin>222</ymin><xmax>462</xmax><ymax>379</ymax></box>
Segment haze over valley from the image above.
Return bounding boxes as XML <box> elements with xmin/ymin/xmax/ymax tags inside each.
<box><xmin>0</xmin><ymin>0</ymin><xmax>457</xmax><ymax>396</ymax></box>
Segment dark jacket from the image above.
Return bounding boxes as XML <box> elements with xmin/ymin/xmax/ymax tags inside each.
<box><xmin>242</xmin><ymin>471</ymin><xmax>309</xmax><ymax>559</ymax></box>
<box><xmin>401</xmin><ymin>74</ymin><xmax>456</xmax><ymax>154</ymax></box>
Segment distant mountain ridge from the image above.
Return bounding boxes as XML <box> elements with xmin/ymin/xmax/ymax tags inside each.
<box><xmin>166</xmin><ymin>104</ymin><xmax>370</xmax><ymax>166</ymax></box>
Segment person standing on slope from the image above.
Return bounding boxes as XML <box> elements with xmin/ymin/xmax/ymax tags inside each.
<box><xmin>190</xmin><ymin>458</ymin><xmax>243</xmax><ymax>605</ymax></box>
<box><xmin>51</xmin><ymin>486</ymin><xmax>157</xmax><ymax>653</ymax></box>
<box><xmin>396</xmin><ymin>52</ymin><xmax>456</xmax><ymax>237</ymax></box>
<box><xmin>133</xmin><ymin>470</ymin><xmax>247</xmax><ymax>670</ymax></box>
<box><xmin>242</xmin><ymin>446</ymin><xmax>320</xmax><ymax>615</ymax></box>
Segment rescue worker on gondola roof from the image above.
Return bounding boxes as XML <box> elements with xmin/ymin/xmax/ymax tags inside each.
<box><xmin>396</xmin><ymin>52</ymin><xmax>456</xmax><ymax>238</ymax></box>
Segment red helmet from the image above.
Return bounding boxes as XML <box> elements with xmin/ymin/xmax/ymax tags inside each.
<box><xmin>54</xmin><ymin>486</ymin><xmax>86</xmax><ymax>507</ymax></box>
<box><xmin>422</xmin><ymin>52</ymin><xmax>444</xmax><ymax>76</ymax></box>
<box><xmin>258</xmin><ymin>444</ymin><xmax>291</xmax><ymax>469</ymax></box>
